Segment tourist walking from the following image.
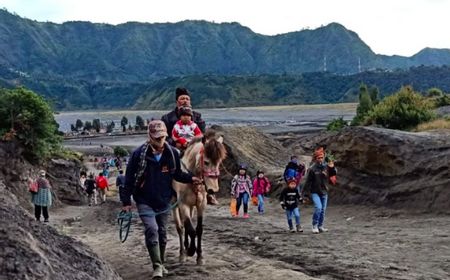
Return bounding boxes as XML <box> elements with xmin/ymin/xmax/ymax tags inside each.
<box><xmin>31</xmin><ymin>170</ymin><xmax>52</xmax><ymax>222</ymax></box>
<box><xmin>96</xmin><ymin>172</ymin><xmax>109</xmax><ymax>203</ymax></box>
<box><xmin>280</xmin><ymin>177</ymin><xmax>303</xmax><ymax>232</ymax></box>
<box><xmin>84</xmin><ymin>173</ymin><xmax>97</xmax><ymax>206</ymax></box>
<box><xmin>252</xmin><ymin>170</ymin><xmax>271</xmax><ymax>214</ymax></box>
<box><xmin>302</xmin><ymin>148</ymin><xmax>337</xmax><ymax>233</ymax></box>
<box><xmin>120</xmin><ymin>120</ymin><xmax>201</xmax><ymax>278</ymax></box>
<box><xmin>230</xmin><ymin>164</ymin><xmax>253</xmax><ymax>218</ymax></box>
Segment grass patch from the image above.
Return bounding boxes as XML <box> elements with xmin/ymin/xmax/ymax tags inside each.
<box><xmin>415</xmin><ymin>118</ymin><xmax>450</xmax><ymax>131</ymax></box>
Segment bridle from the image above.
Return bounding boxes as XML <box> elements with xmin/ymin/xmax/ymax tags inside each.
<box><xmin>192</xmin><ymin>146</ymin><xmax>220</xmax><ymax>195</ymax></box>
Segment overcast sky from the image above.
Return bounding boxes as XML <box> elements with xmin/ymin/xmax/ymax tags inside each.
<box><xmin>1</xmin><ymin>0</ymin><xmax>449</xmax><ymax>56</ymax></box>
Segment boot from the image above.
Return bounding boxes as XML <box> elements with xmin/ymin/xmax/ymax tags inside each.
<box><xmin>148</xmin><ymin>245</ymin><xmax>163</xmax><ymax>278</ymax></box>
<box><xmin>159</xmin><ymin>243</ymin><xmax>168</xmax><ymax>275</ymax></box>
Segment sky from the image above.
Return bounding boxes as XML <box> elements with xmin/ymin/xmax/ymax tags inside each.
<box><xmin>1</xmin><ymin>0</ymin><xmax>449</xmax><ymax>56</ymax></box>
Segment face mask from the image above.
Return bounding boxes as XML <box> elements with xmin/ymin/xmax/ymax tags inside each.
<box><xmin>258</xmin><ymin>174</ymin><xmax>264</xmax><ymax>178</ymax></box>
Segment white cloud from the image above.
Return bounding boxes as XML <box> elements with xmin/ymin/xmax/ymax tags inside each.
<box><xmin>1</xmin><ymin>0</ymin><xmax>450</xmax><ymax>56</ymax></box>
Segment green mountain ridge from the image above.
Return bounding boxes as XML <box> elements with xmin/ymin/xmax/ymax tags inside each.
<box><xmin>1</xmin><ymin>9</ymin><xmax>450</xmax><ymax>110</ymax></box>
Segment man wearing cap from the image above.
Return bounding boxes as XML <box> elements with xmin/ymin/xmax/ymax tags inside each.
<box><xmin>161</xmin><ymin>87</ymin><xmax>206</xmax><ymax>140</ymax></box>
<box><xmin>120</xmin><ymin>120</ymin><xmax>201</xmax><ymax>278</ymax></box>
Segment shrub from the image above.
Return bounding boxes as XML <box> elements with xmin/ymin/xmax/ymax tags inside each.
<box><xmin>327</xmin><ymin>117</ymin><xmax>348</xmax><ymax>131</ymax></box>
<box><xmin>114</xmin><ymin>146</ymin><xmax>129</xmax><ymax>158</ymax></box>
<box><xmin>0</xmin><ymin>87</ymin><xmax>61</xmax><ymax>160</ymax></box>
<box><xmin>365</xmin><ymin>86</ymin><xmax>435</xmax><ymax>130</ymax></box>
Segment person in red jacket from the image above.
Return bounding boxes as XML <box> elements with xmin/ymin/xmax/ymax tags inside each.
<box><xmin>96</xmin><ymin>172</ymin><xmax>109</xmax><ymax>203</ymax></box>
<box><xmin>171</xmin><ymin>106</ymin><xmax>203</xmax><ymax>150</ymax></box>
<box><xmin>252</xmin><ymin>170</ymin><xmax>271</xmax><ymax>214</ymax></box>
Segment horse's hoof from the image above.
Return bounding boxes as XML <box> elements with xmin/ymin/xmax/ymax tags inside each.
<box><xmin>196</xmin><ymin>257</ymin><xmax>204</xmax><ymax>266</ymax></box>
<box><xmin>179</xmin><ymin>254</ymin><xmax>187</xmax><ymax>263</ymax></box>
<box><xmin>187</xmin><ymin>247</ymin><xmax>196</xmax><ymax>257</ymax></box>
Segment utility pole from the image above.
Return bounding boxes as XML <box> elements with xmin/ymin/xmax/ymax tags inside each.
<box><xmin>358</xmin><ymin>57</ymin><xmax>361</xmax><ymax>73</ymax></box>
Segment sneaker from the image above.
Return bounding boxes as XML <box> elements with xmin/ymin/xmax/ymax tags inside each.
<box><xmin>207</xmin><ymin>194</ymin><xmax>219</xmax><ymax>205</ymax></box>
<box><xmin>232</xmin><ymin>212</ymin><xmax>239</xmax><ymax>218</ymax></box>
<box><xmin>162</xmin><ymin>265</ymin><xmax>168</xmax><ymax>275</ymax></box>
<box><xmin>243</xmin><ymin>213</ymin><xmax>250</xmax><ymax>218</ymax></box>
<box><xmin>296</xmin><ymin>225</ymin><xmax>303</xmax><ymax>232</ymax></box>
<box><xmin>44</xmin><ymin>219</ymin><xmax>49</xmax><ymax>223</ymax></box>
<box><xmin>289</xmin><ymin>227</ymin><xmax>296</xmax><ymax>233</ymax></box>
<box><xmin>318</xmin><ymin>226</ymin><xmax>328</xmax><ymax>233</ymax></box>
<box><xmin>312</xmin><ymin>225</ymin><xmax>319</xmax><ymax>234</ymax></box>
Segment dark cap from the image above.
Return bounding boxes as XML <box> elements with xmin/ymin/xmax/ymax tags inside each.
<box><xmin>176</xmin><ymin>87</ymin><xmax>190</xmax><ymax>100</ymax></box>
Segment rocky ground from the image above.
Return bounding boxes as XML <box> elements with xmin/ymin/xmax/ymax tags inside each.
<box><xmin>49</xmin><ymin>192</ymin><xmax>450</xmax><ymax>280</ymax></box>
<box><xmin>2</xmin><ymin>126</ymin><xmax>450</xmax><ymax>279</ymax></box>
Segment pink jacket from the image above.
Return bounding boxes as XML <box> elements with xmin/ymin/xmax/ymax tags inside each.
<box><xmin>252</xmin><ymin>177</ymin><xmax>271</xmax><ymax>196</ymax></box>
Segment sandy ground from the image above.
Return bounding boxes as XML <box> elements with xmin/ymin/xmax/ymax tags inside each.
<box><xmin>49</xmin><ymin>188</ymin><xmax>450</xmax><ymax>280</ymax></box>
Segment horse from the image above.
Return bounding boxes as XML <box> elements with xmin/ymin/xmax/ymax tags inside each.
<box><xmin>172</xmin><ymin>130</ymin><xmax>227</xmax><ymax>265</ymax></box>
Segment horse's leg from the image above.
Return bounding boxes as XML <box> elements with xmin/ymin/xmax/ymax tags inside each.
<box><xmin>173</xmin><ymin>207</ymin><xmax>186</xmax><ymax>263</ymax></box>
<box><xmin>180</xmin><ymin>204</ymin><xmax>196</xmax><ymax>257</ymax></box>
<box><xmin>185</xmin><ymin>207</ymin><xmax>197</xmax><ymax>257</ymax></box>
<box><xmin>196</xmin><ymin>196</ymin><xmax>207</xmax><ymax>265</ymax></box>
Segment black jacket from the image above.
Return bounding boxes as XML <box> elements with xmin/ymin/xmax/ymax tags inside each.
<box><xmin>161</xmin><ymin>107</ymin><xmax>206</xmax><ymax>136</ymax></box>
<box><xmin>279</xmin><ymin>187</ymin><xmax>302</xmax><ymax>210</ymax></box>
<box><xmin>121</xmin><ymin>143</ymin><xmax>193</xmax><ymax>210</ymax></box>
<box><xmin>303</xmin><ymin>163</ymin><xmax>337</xmax><ymax>196</ymax></box>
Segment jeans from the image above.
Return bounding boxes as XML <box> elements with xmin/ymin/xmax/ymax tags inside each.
<box><xmin>236</xmin><ymin>192</ymin><xmax>249</xmax><ymax>214</ymax></box>
<box><xmin>137</xmin><ymin>204</ymin><xmax>169</xmax><ymax>248</ymax></box>
<box><xmin>311</xmin><ymin>193</ymin><xmax>328</xmax><ymax>227</ymax></box>
<box><xmin>257</xmin><ymin>194</ymin><xmax>265</xmax><ymax>213</ymax></box>
<box><xmin>285</xmin><ymin>207</ymin><xmax>300</xmax><ymax>229</ymax></box>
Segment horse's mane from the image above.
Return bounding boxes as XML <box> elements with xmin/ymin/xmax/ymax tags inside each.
<box><xmin>182</xmin><ymin>130</ymin><xmax>227</xmax><ymax>173</ymax></box>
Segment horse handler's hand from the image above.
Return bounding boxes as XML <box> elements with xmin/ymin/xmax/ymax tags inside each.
<box><xmin>192</xmin><ymin>176</ymin><xmax>203</xmax><ymax>185</ymax></box>
<box><xmin>122</xmin><ymin>205</ymin><xmax>132</xmax><ymax>212</ymax></box>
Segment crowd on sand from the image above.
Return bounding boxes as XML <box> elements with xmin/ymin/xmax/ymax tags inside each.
<box><xmin>27</xmin><ymin>87</ymin><xmax>337</xmax><ymax>279</ymax></box>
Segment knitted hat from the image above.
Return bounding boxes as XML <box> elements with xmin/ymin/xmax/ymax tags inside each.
<box><xmin>179</xmin><ymin>106</ymin><xmax>193</xmax><ymax>116</ymax></box>
<box><xmin>175</xmin><ymin>87</ymin><xmax>190</xmax><ymax>100</ymax></box>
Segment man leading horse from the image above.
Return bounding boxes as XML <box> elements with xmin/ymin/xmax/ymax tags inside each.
<box><xmin>120</xmin><ymin>120</ymin><xmax>201</xmax><ymax>279</ymax></box>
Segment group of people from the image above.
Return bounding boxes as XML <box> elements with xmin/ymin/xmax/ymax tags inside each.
<box><xmin>279</xmin><ymin>147</ymin><xmax>337</xmax><ymax>234</ymax></box>
<box><xmin>228</xmin><ymin>147</ymin><xmax>336</xmax><ymax>235</ymax></box>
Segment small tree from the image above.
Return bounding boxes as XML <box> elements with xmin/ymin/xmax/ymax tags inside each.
<box><xmin>426</xmin><ymin>87</ymin><xmax>443</xmax><ymax>97</ymax></box>
<box><xmin>366</xmin><ymin>86</ymin><xmax>435</xmax><ymax>130</ymax></box>
<box><xmin>70</xmin><ymin>124</ymin><xmax>77</xmax><ymax>132</ymax></box>
<box><xmin>136</xmin><ymin>115</ymin><xmax>145</xmax><ymax>130</ymax></box>
<box><xmin>114</xmin><ymin>146</ymin><xmax>129</xmax><ymax>158</ymax></box>
<box><xmin>75</xmin><ymin>119</ymin><xmax>83</xmax><ymax>131</ymax></box>
<box><xmin>92</xmin><ymin>119</ymin><xmax>101</xmax><ymax>133</ymax></box>
<box><xmin>84</xmin><ymin>121</ymin><xmax>93</xmax><ymax>131</ymax></box>
<box><xmin>121</xmin><ymin>116</ymin><xmax>128</xmax><ymax>132</ymax></box>
<box><xmin>352</xmin><ymin>83</ymin><xmax>374</xmax><ymax>125</ymax></box>
<box><xmin>0</xmin><ymin>87</ymin><xmax>61</xmax><ymax>160</ymax></box>
<box><xmin>327</xmin><ymin>117</ymin><xmax>348</xmax><ymax>131</ymax></box>
<box><xmin>370</xmin><ymin>86</ymin><xmax>379</xmax><ymax>106</ymax></box>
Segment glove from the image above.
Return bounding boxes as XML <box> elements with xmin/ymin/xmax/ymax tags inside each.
<box><xmin>280</xmin><ymin>202</ymin><xmax>286</xmax><ymax>210</ymax></box>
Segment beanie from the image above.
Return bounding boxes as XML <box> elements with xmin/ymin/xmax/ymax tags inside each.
<box><xmin>175</xmin><ymin>87</ymin><xmax>190</xmax><ymax>100</ymax></box>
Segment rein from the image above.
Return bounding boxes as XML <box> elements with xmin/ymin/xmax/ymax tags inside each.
<box><xmin>117</xmin><ymin>200</ymin><xmax>179</xmax><ymax>243</ymax></box>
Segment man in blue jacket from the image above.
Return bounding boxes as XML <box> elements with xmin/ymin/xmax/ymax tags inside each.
<box><xmin>120</xmin><ymin>120</ymin><xmax>200</xmax><ymax>278</ymax></box>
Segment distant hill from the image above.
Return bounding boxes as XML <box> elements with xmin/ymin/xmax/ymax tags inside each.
<box><xmin>1</xmin><ymin>9</ymin><xmax>450</xmax><ymax>110</ymax></box>
<box><xmin>1</xmin><ymin>9</ymin><xmax>450</xmax><ymax>81</ymax></box>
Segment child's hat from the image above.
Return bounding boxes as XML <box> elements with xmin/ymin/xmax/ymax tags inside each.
<box><xmin>179</xmin><ymin>106</ymin><xmax>193</xmax><ymax>116</ymax></box>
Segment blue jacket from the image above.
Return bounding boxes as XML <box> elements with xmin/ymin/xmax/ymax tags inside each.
<box><xmin>121</xmin><ymin>143</ymin><xmax>192</xmax><ymax>210</ymax></box>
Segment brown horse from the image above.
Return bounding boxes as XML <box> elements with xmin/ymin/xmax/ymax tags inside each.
<box><xmin>172</xmin><ymin>130</ymin><xmax>227</xmax><ymax>265</ymax></box>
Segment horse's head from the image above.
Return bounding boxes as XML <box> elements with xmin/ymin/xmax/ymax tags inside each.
<box><xmin>183</xmin><ymin>129</ymin><xmax>227</xmax><ymax>192</ymax></box>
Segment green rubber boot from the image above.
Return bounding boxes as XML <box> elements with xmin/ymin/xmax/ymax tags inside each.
<box><xmin>148</xmin><ymin>245</ymin><xmax>163</xmax><ymax>278</ymax></box>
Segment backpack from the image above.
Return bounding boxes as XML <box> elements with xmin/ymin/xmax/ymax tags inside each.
<box><xmin>28</xmin><ymin>179</ymin><xmax>38</xmax><ymax>193</ymax></box>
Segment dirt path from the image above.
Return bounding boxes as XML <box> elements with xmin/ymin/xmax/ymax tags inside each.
<box><xmin>49</xmin><ymin>195</ymin><xmax>449</xmax><ymax>280</ymax></box>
